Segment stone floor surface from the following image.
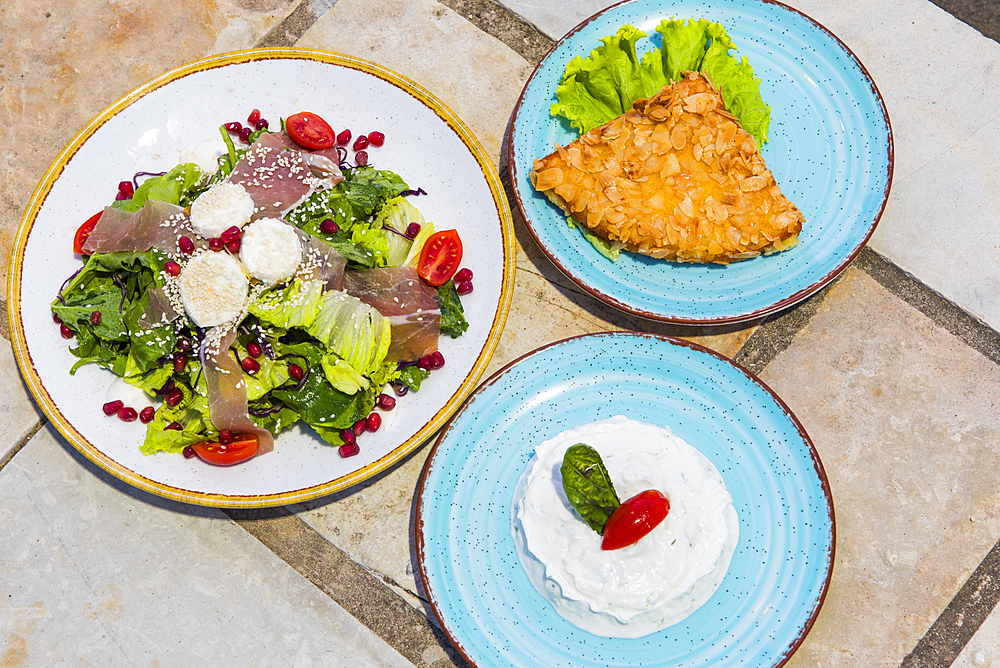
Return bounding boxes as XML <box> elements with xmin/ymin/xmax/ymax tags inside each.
<box><xmin>3</xmin><ymin>0</ymin><xmax>1000</xmax><ymax>667</ymax></box>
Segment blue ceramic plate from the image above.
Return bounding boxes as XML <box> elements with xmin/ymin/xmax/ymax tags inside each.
<box><xmin>416</xmin><ymin>332</ymin><xmax>834</xmax><ymax>667</ymax></box>
<box><xmin>508</xmin><ymin>0</ymin><xmax>892</xmax><ymax>324</ymax></box>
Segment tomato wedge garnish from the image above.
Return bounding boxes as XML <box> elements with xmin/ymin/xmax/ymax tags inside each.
<box><xmin>601</xmin><ymin>489</ymin><xmax>670</xmax><ymax>550</ymax></box>
<box><xmin>73</xmin><ymin>211</ymin><xmax>102</xmax><ymax>254</ymax></box>
<box><xmin>286</xmin><ymin>111</ymin><xmax>336</xmax><ymax>150</ymax></box>
<box><xmin>190</xmin><ymin>433</ymin><xmax>260</xmax><ymax>466</ymax></box>
<box><xmin>417</xmin><ymin>229</ymin><xmax>463</xmax><ymax>287</ymax></box>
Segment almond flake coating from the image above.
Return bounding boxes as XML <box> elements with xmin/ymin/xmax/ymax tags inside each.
<box><xmin>530</xmin><ymin>72</ymin><xmax>805</xmax><ymax>264</ymax></box>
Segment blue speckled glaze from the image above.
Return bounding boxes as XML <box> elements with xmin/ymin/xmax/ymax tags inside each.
<box><xmin>508</xmin><ymin>0</ymin><xmax>892</xmax><ymax>324</ymax></box>
<box><xmin>416</xmin><ymin>333</ymin><xmax>834</xmax><ymax>667</ymax></box>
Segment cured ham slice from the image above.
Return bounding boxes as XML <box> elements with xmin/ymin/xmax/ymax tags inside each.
<box><xmin>229</xmin><ymin>133</ymin><xmax>315</xmax><ymax>217</ymax></box>
<box><xmin>342</xmin><ymin>266</ymin><xmax>441</xmax><ymax>363</ymax></box>
<box><xmin>200</xmin><ymin>327</ymin><xmax>275</xmax><ymax>455</ymax></box>
<box><xmin>82</xmin><ymin>200</ymin><xmax>195</xmax><ymax>255</ymax></box>
<box><xmin>229</xmin><ymin>133</ymin><xmax>344</xmax><ymax>218</ymax></box>
<box><xmin>293</xmin><ymin>229</ymin><xmax>347</xmax><ymax>292</ymax></box>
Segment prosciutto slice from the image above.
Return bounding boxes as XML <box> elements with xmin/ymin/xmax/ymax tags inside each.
<box><xmin>82</xmin><ymin>200</ymin><xmax>194</xmax><ymax>255</ymax></box>
<box><xmin>229</xmin><ymin>133</ymin><xmax>343</xmax><ymax>217</ymax></box>
<box><xmin>200</xmin><ymin>327</ymin><xmax>275</xmax><ymax>455</ymax></box>
<box><xmin>294</xmin><ymin>229</ymin><xmax>347</xmax><ymax>292</ymax></box>
<box><xmin>342</xmin><ymin>267</ymin><xmax>441</xmax><ymax>363</ymax></box>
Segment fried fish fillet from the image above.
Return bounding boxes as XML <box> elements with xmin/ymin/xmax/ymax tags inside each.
<box><xmin>530</xmin><ymin>72</ymin><xmax>804</xmax><ymax>264</ymax></box>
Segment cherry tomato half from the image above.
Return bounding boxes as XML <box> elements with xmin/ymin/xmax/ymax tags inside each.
<box><xmin>73</xmin><ymin>211</ymin><xmax>102</xmax><ymax>254</ymax></box>
<box><xmin>286</xmin><ymin>111</ymin><xmax>336</xmax><ymax>150</ymax></box>
<box><xmin>190</xmin><ymin>433</ymin><xmax>260</xmax><ymax>466</ymax></box>
<box><xmin>417</xmin><ymin>229</ymin><xmax>464</xmax><ymax>287</ymax></box>
<box><xmin>601</xmin><ymin>489</ymin><xmax>670</xmax><ymax>551</ymax></box>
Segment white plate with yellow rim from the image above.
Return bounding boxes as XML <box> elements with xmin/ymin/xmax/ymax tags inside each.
<box><xmin>7</xmin><ymin>49</ymin><xmax>515</xmax><ymax>507</ymax></box>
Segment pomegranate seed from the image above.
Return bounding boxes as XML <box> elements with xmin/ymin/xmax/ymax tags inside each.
<box><xmin>89</xmin><ymin>310</ymin><xmax>102</xmax><ymax>326</ymax></box>
<box><xmin>60</xmin><ymin>323</ymin><xmax>75</xmax><ymax>339</ymax></box>
<box><xmin>340</xmin><ymin>428</ymin><xmax>356</xmax><ymax>444</ymax></box>
<box><xmin>219</xmin><ymin>429</ymin><xmax>234</xmax><ymax>445</ymax></box>
<box><xmin>139</xmin><ymin>406</ymin><xmax>155</xmax><ymax>423</ymax></box>
<box><xmin>183</xmin><ymin>445</ymin><xmax>196</xmax><ymax>458</ymax></box>
<box><xmin>239</xmin><ymin>126</ymin><xmax>252</xmax><ymax>144</ymax></box>
<box><xmin>353</xmin><ymin>135</ymin><xmax>369</xmax><ymax>151</ymax></box>
<box><xmin>53</xmin><ymin>312</ymin><xmax>62</xmax><ymax>324</ymax></box>
<box><xmin>454</xmin><ymin>268</ymin><xmax>473</xmax><ymax>282</ymax></box>
<box><xmin>173</xmin><ymin>354</ymin><xmax>187</xmax><ymax>373</ymax></box>
<box><xmin>178</xmin><ymin>235</ymin><xmax>195</xmax><ymax>254</ymax></box>
<box><xmin>255</xmin><ymin>119</ymin><xmax>269</xmax><ymax>131</ymax></box>
<box><xmin>339</xmin><ymin>442</ymin><xmax>360</xmax><ymax>458</ymax></box>
<box><xmin>419</xmin><ymin>351</ymin><xmax>445</xmax><ymax>371</ymax></box>
<box><xmin>320</xmin><ymin>218</ymin><xmax>339</xmax><ymax>235</ymax></box>
<box><xmin>220</xmin><ymin>225</ymin><xmax>242</xmax><ymax>243</ymax></box>
<box><xmin>405</xmin><ymin>222</ymin><xmax>421</xmax><ymax>239</ymax></box>
<box><xmin>117</xmin><ymin>406</ymin><xmax>138</xmax><ymax>422</ymax></box>
<box><xmin>165</xmin><ymin>388</ymin><xmax>184</xmax><ymax>407</ymax></box>
<box><xmin>377</xmin><ymin>393</ymin><xmax>396</xmax><ymax>410</ymax></box>
<box><xmin>288</xmin><ymin>363</ymin><xmax>304</xmax><ymax>381</ymax></box>
<box><xmin>368</xmin><ymin>131</ymin><xmax>385</xmax><ymax>147</ymax></box>
<box><xmin>103</xmin><ymin>400</ymin><xmax>124</xmax><ymax>416</ymax></box>
<box><xmin>225</xmin><ymin>122</ymin><xmax>242</xmax><ymax>134</ymax></box>
<box><xmin>226</xmin><ymin>239</ymin><xmax>241</xmax><ymax>254</ymax></box>
<box><xmin>354</xmin><ymin>150</ymin><xmax>369</xmax><ymax>167</ymax></box>
<box><xmin>209</xmin><ymin>238</ymin><xmax>224</xmax><ymax>252</ymax></box>
<box><xmin>337</xmin><ymin>129</ymin><xmax>351</xmax><ymax>145</ymax></box>
<box><xmin>164</xmin><ymin>260</ymin><xmax>182</xmax><ymax>277</ymax></box>
<box><xmin>166</xmin><ymin>421</ymin><xmax>183</xmax><ymax>431</ymax></box>
<box><xmin>118</xmin><ymin>181</ymin><xmax>135</xmax><ymax>198</ymax></box>
<box><xmin>352</xmin><ymin>419</ymin><xmax>367</xmax><ymax>436</ymax></box>
<box><xmin>366</xmin><ymin>412</ymin><xmax>382</xmax><ymax>432</ymax></box>
<box><xmin>456</xmin><ymin>280</ymin><xmax>473</xmax><ymax>295</ymax></box>
<box><xmin>247</xmin><ymin>341</ymin><xmax>263</xmax><ymax>358</ymax></box>
<box><xmin>241</xmin><ymin>357</ymin><xmax>260</xmax><ymax>374</ymax></box>
<box><xmin>176</xmin><ymin>337</ymin><xmax>192</xmax><ymax>352</ymax></box>
<box><xmin>247</xmin><ymin>109</ymin><xmax>261</xmax><ymax>126</ymax></box>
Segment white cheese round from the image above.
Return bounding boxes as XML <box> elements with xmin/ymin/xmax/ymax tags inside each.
<box><xmin>189</xmin><ymin>181</ymin><xmax>255</xmax><ymax>238</ymax></box>
<box><xmin>512</xmin><ymin>415</ymin><xmax>739</xmax><ymax>638</ymax></box>
<box><xmin>177</xmin><ymin>251</ymin><xmax>249</xmax><ymax>327</ymax></box>
<box><xmin>239</xmin><ymin>217</ymin><xmax>302</xmax><ymax>283</ymax></box>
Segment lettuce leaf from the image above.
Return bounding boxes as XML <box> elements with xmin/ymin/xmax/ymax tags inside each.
<box><xmin>551</xmin><ymin>19</ymin><xmax>770</xmax><ymax>147</ymax></box>
<box><xmin>436</xmin><ymin>281</ymin><xmax>469</xmax><ymax>339</ymax></box>
<box><xmin>307</xmin><ymin>290</ymin><xmax>391</xmax><ymax>378</ymax></box>
<box><xmin>113</xmin><ymin>163</ymin><xmax>203</xmax><ymax>212</ymax></box>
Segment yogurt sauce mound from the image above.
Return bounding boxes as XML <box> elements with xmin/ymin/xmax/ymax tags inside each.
<box><xmin>512</xmin><ymin>415</ymin><xmax>738</xmax><ymax>638</ymax></box>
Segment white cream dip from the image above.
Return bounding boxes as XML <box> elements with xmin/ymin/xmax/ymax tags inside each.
<box><xmin>512</xmin><ymin>415</ymin><xmax>738</xmax><ymax>638</ymax></box>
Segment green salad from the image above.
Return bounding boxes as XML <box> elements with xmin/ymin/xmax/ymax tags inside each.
<box><xmin>52</xmin><ymin>111</ymin><xmax>471</xmax><ymax>463</ymax></box>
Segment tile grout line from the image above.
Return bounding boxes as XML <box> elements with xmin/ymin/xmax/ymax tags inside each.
<box><xmin>224</xmin><ymin>507</ymin><xmax>470</xmax><ymax>668</ymax></box>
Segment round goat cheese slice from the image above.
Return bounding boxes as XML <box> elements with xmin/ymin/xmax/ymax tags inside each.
<box><xmin>240</xmin><ymin>217</ymin><xmax>302</xmax><ymax>283</ymax></box>
<box><xmin>512</xmin><ymin>415</ymin><xmax>739</xmax><ymax>638</ymax></box>
<box><xmin>189</xmin><ymin>181</ymin><xmax>255</xmax><ymax>238</ymax></box>
<box><xmin>177</xmin><ymin>252</ymin><xmax>249</xmax><ymax>327</ymax></box>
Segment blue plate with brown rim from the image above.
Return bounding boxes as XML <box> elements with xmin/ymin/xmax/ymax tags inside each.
<box><xmin>416</xmin><ymin>331</ymin><xmax>834</xmax><ymax>667</ymax></box>
<box><xmin>507</xmin><ymin>0</ymin><xmax>892</xmax><ymax>324</ymax></box>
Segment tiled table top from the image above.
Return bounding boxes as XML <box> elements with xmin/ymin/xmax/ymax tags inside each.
<box><xmin>3</xmin><ymin>0</ymin><xmax>1000</xmax><ymax>666</ymax></box>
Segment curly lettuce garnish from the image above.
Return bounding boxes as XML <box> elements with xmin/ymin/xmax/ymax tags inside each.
<box><xmin>551</xmin><ymin>19</ymin><xmax>771</xmax><ymax>147</ymax></box>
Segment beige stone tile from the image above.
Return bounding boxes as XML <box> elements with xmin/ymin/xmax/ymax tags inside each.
<box><xmin>758</xmin><ymin>267</ymin><xmax>1000</xmax><ymax>667</ymax></box>
<box><xmin>295</xmin><ymin>0</ymin><xmax>535</xmax><ymax>168</ymax></box>
<box><xmin>0</xmin><ymin>0</ymin><xmax>299</xmax><ymax>301</ymax></box>
<box><xmin>1</xmin><ymin>424</ymin><xmax>415</xmax><ymax>668</ymax></box>
<box><xmin>0</xmin><ymin>338</ymin><xmax>44</xmax><ymax>466</ymax></box>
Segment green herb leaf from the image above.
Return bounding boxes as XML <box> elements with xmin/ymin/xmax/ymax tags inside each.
<box><xmin>436</xmin><ymin>280</ymin><xmax>469</xmax><ymax>338</ymax></box>
<box><xmin>560</xmin><ymin>444</ymin><xmax>621</xmax><ymax>534</ymax></box>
